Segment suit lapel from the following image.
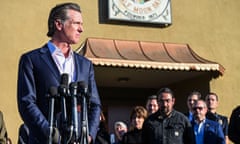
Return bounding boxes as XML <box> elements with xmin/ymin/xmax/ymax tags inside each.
<box><xmin>39</xmin><ymin>45</ymin><xmax>60</xmax><ymax>81</ymax></box>
<box><xmin>74</xmin><ymin>53</ymin><xmax>81</xmax><ymax>81</ymax></box>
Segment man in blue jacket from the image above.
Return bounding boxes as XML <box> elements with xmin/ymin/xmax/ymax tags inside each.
<box><xmin>17</xmin><ymin>2</ymin><xmax>101</xmax><ymax>144</ymax></box>
<box><xmin>192</xmin><ymin>100</ymin><xmax>225</xmax><ymax>144</ymax></box>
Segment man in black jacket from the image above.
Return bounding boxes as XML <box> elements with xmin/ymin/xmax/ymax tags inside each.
<box><xmin>142</xmin><ymin>87</ymin><xmax>195</xmax><ymax>144</ymax></box>
<box><xmin>205</xmin><ymin>92</ymin><xmax>229</xmax><ymax>144</ymax></box>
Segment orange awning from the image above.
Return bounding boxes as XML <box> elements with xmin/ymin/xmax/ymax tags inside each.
<box><xmin>77</xmin><ymin>37</ymin><xmax>224</xmax><ymax>78</ymax></box>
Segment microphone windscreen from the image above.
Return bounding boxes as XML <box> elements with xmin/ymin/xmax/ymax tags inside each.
<box><xmin>78</xmin><ymin>81</ymin><xmax>88</xmax><ymax>93</ymax></box>
<box><xmin>69</xmin><ymin>82</ymin><xmax>78</xmax><ymax>89</ymax></box>
<box><xmin>49</xmin><ymin>86</ymin><xmax>58</xmax><ymax>97</ymax></box>
<box><xmin>60</xmin><ymin>73</ymin><xmax>69</xmax><ymax>86</ymax></box>
<box><xmin>69</xmin><ymin>82</ymin><xmax>78</xmax><ymax>95</ymax></box>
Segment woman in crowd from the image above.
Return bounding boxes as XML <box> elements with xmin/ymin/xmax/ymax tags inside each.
<box><xmin>122</xmin><ymin>106</ymin><xmax>147</xmax><ymax>144</ymax></box>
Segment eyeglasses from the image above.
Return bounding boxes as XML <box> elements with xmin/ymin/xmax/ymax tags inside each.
<box><xmin>193</xmin><ymin>106</ymin><xmax>204</xmax><ymax>111</ymax></box>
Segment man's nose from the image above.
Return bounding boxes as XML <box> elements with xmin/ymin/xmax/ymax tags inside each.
<box><xmin>78</xmin><ymin>25</ymin><xmax>83</xmax><ymax>33</ymax></box>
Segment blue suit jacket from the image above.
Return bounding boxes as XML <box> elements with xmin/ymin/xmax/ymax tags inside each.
<box><xmin>202</xmin><ymin>119</ymin><xmax>225</xmax><ymax>144</ymax></box>
<box><xmin>17</xmin><ymin>44</ymin><xmax>101</xmax><ymax>143</ymax></box>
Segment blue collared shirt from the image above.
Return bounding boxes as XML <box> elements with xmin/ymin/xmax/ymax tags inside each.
<box><xmin>48</xmin><ymin>41</ymin><xmax>76</xmax><ymax>82</ymax></box>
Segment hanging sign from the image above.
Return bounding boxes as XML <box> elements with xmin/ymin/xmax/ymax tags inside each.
<box><xmin>108</xmin><ymin>0</ymin><xmax>172</xmax><ymax>25</ymax></box>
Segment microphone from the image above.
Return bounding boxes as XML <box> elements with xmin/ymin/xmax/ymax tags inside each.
<box><xmin>78</xmin><ymin>81</ymin><xmax>90</xmax><ymax>109</ymax></box>
<box><xmin>48</xmin><ymin>86</ymin><xmax>58</xmax><ymax>144</ymax></box>
<box><xmin>61</xmin><ymin>73</ymin><xmax>69</xmax><ymax>86</ymax></box>
<box><xmin>69</xmin><ymin>82</ymin><xmax>79</xmax><ymax>141</ymax></box>
<box><xmin>77</xmin><ymin>81</ymin><xmax>88</xmax><ymax>95</ymax></box>
<box><xmin>58</xmin><ymin>73</ymin><xmax>69</xmax><ymax>143</ymax></box>
<box><xmin>59</xmin><ymin>73</ymin><xmax>69</xmax><ymax>122</ymax></box>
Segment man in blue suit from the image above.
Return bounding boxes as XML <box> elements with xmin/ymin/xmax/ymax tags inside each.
<box><xmin>192</xmin><ymin>100</ymin><xmax>225</xmax><ymax>144</ymax></box>
<box><xmin>17</xmin><ymin>3</ymin><xmax>101</xmax><ymax>144</ymax></box>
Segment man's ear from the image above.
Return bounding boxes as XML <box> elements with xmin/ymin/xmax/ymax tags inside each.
<box><xmin>55</xmin><ymin>19</ymin><xmax>63</xmax><ymax>31</ymax></box>
<box><xmin>172</xmin><ymin>98</ymin><xmax>175</xmax><ymax>104</ymax></box>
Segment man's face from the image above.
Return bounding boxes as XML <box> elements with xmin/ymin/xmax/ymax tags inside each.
<box><xmin>158</xmin><ymin>92</ymin><xmax>175</xmax><ymax>115</ymax></box>
<box><xmin>193</xmin><ymin>101</ymin><xmax>207</xmax><ymax>122</ymax></box>
<box><xmin>146</xmin><ymin>99</ymin><xmax>159</xmax><ymax>115</ymax></box>
<box><xmin>59</xmin><ymin>9</ymin><xmax>83</xmax><ymax>44</ymax></box>
<box><xmin>187</xmin><ymin>95</ymin><xmax>199</xmax><ymax>112</ymax></box>
<box><xmin>205</xmin><ymin>94</ymin><xmax>218</xmax><ymax>110</ymax></box>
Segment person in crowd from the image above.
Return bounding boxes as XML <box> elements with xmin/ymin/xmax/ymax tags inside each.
<box><xmin>17</xmin><ymin>2</ymin><xmax>101</xmax><ymax>144</ymax></box>
<box><xmin>122</xmin><ymin>106</ymin><xmax>147</xmax><ymax>144</ymax></box>
<box><xmin>205</xmin><ymin>92</ymin><xmax>229</xmax><ymax>144</ymax></box>
<box><xmin>114</xmin><ymin>121</ymin><xmax>128</xmax><ymax>144</ymax></box>
<box><xmin>0</xmin><ymin>111</ymin><xmax>11</xmax><ymax>144</ymax></box>
<box><xmin>17</xmin><ymin>123</ymin><xmax>29</xmax><ymax>144</ymax></box>
<box><xmin>184</xmin><ymin>91</ymin><xmax>202</xmax><ymax>122</ymax></box>
<box><xmin>95</xmin><ymin>111</ymin><xmax>110</xmax><ymax>144</ymax></box>
<box><xmin>228</xmin><ymin>105</ymin><xmax>240</xmax><ymax>144</ymax></box>
<box><xmin>192</xmin><ymin>100</ymin><xmax>225</xmax><ymax>144</ymax></box>
<box><xmin>142</xmin><ymin>87</ymin><xmax>196</xmax><ymax>144</ymax></box>
<box><xmin>145</xmin><ymin>95</ymin><xmax>159</xmax><ymax>116</ymax></box>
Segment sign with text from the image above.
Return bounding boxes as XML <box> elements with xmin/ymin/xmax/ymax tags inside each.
<box><xmin>108</xmin><ymin>0</ymin><xmax>172</xmax><ymax>24</ymax></box>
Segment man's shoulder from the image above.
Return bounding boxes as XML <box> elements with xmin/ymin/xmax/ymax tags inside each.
<box><xmin>232</xmin><ymin>105</ymin><xmax>240</xmax><ymax>113</ymax></box>
<box><xmin>74</xmin><ymin>52</ymin><xmax>90</xmax><ymax>61</ymax></box>
<box><xmin>182</xmin><ymin>111</ymin><xmax>190</xmax><ymax>117</ymax></box>
<box><xmin>217</xmin><ymin>113</ymin><xmax>228</xmax><ymax>120</ymax></box>
<box><xmin>21</xmin><ymin>44</ymin><xmax>47</xmax><ymax>57</ymax></box>
<box><xmin>171</xmin><ymin>110</ymin><xmax>191</xmax><ymax>124</ymax></box>
<box><xmin>207</xmin><ymin>112</ymin><xmax>228</xmax><ymax>121</ymax></box>
<box><xmin>173</xmin><ymin>110</ymin><xmax>189</xmax><ymax>119</ymax></box>
<box><xmin>205</xmin><ymin>119</ymin><xmax>221</xmax><ymax>127</ymax></box>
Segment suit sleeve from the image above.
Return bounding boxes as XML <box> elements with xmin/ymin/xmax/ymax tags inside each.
<box><xmin>87</xmin><ymin>62</ymin><xmax>101</xmax><ymax>141</ymax></box>
<box><xmin>17</xmin><ymin>54</ymin><xmax>50</xmax><ymax>139</ymax></box>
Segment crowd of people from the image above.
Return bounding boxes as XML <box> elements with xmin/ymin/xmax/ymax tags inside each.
<box><xmin>1</xmin><ymin>87</ymin><xmax>240</xmax><ymax>144</ymax></box>
<box><xmin>89</xmin><ymin>88</ymin><xmax>239</xmax><ymax>144</ymax></box>
<box><xmin>0</xmin><ymin>2</ymin><xmax>239</xmax><ymax>144</ymax></box>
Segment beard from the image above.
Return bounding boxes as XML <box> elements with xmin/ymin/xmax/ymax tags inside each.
<box><xmin>160</xmin><ymin>106</ymin><xmax>171</xmax><ymax>116</ymax></box>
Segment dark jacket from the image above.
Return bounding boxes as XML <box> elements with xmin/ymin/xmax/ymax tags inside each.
<box><xmin>95</xmin><ymin>122</ymin><xmax>110</xmax><ymax>144</ymax></box>
<box><xmin>228</xmin><ymin>106</ymin><xmax>240</xmax><ymax>144</ymax></box>
<box><xmin>142</xmin><ymin>110</ymin><xmax>195</xmax><ymax>144</ymax></box>
<box><xmin>17</xmin><ymin>45</ymin><xmax>101</xmax><ymax>144</ymax></box>
<box><xmin>122</xmin><ymin>128</ymin><xmax>143</xmax><ymax>144</ymax></box>
<box><xmin>17</xmin><ymin>123</ymin><xmax>29</xmax><ymax>144</ymax></box>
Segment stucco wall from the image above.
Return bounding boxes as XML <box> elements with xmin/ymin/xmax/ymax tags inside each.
<box><xmin>0</xmin><ymin>0</ymin><xmax>239</xmax><ymax>143</ymax></box>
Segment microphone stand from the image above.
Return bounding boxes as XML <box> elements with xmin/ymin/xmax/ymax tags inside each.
<box><xmin>69</xmin><ymin>82</ymin><xmax>79</xmax><ymax>143</ymax></box>
<box><xmin>58</xmin><ymin>84</ymin><xmax>69</xmax><ymax>144</ymax></box>
<box><xmin>48</xmin><ymin>87</ymin><xmax>58</xmax><ymax>144</ymax></box>
<box><xmin>58</xmin><ymin>73</ymin><xmax>70</xmax><ymax>144</ymax></box>
<box><xmin>79</xmin><ymin>92</ymin><xmax>89</xmax><ymax>144</ymax></box>
<box><xmin>79</xmin><ymin>82</ymin><xmax>89</xmax><ymax>144</ymax></box>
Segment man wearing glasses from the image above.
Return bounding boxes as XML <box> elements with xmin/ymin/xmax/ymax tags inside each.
<box><xmin>184</xmin><ymin>91</ymin><xmax>202</xmax><ymax>122</ymax></box>
<box><xmin>192</xmin><ymin>100</ymin><xmax>225</xmax><ymax>144</ymax></box>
